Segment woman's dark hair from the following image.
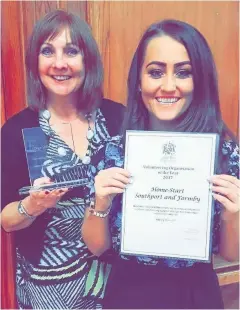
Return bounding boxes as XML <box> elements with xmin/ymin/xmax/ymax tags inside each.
<box><xmin>25</xmin><ymin>9</ymin><xmax>103</xmax><ymax>112</ymax></box>
<box><xmin>124</xmin><ymin>19</ymin><xmax>234</xmax><ymax>139</ymax></box>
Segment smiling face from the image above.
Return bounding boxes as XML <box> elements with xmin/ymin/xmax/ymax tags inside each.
<box><xmin>140</xmin><ymin>35</ymin><xmax>194</xmax><ymax>121</ymax></box>
<box><xmin>38</xmin><ymin>27</ymin><xmax>85</xmax><ymax>100</ymax></box>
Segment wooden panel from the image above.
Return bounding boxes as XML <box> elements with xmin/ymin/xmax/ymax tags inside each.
<box><xmin>214</xmin><ymin>254</ymin><xmax>239</xmax><ymax>273</ymax></box>
<box><xmin>1</xmin><ymin>65</ymin><xmax>6</xmax><ymax>125</ymax></box>
<box><xmin>86</xmin><ymin>1</ymin><xmax>111</xmax><ymax>96</ymax></box>
<box><xmin>218</xmin><ymin>270</ymin><xmax>240</xmax><ymax>286</ymax></box>
<box><xmin>214</xmin><ymin>255</ymin><xmax>239</xmax><ymax>287</ymax></box>
<box><xmin>1</xmin><ymin>1</ymin><xmax>27</xmax><ymax>118</ymax></box>
<box><xmin>87</xmin><ymin>0</ymin><xmax>239</xmax><ymax>135</ymax></box>
<box><xmin>21</xmin><ymin>1</ymin><xmax>36</xmax><ymax>52</ymax></box>
<box><xmin>34</xmin><ymin>0</ymin><xmax>58</xmax><ymax>21</ymax></box>
<box><xmin>59</xmin><ymin>0</ymin><xmax>87</xmax><ymax>20</ymax></box>
<box><xmin>1</xmin><ymin>231</ymin><xmax>16</xmax><ymax>309</ymax></box>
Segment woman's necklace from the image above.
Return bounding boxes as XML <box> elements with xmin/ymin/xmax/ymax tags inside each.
<box><xmin>41</xmin><ymin>109</ymin><xmax>94</xmax><ymax>164</ymax></box>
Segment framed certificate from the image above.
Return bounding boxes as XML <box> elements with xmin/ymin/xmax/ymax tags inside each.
<box><xmin>121</xmin><ymin>131</ymin><xmax>219</xmax><ymax>262</ymax></box>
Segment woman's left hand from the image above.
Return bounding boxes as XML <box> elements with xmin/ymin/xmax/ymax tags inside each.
<box><xmin>209</xmin><ymin>174</ymin><xmax>240</xmax><ymax>220</ymax></box>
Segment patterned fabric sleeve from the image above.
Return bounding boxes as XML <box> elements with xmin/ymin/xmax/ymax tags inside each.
<box><xmin>97</xmin><ymin>136</ymin><xmax>124</xmax><ymax>261</ymax></box>
<box><xmin>212</xmin><ymin>140</ymin><xmax>239</xmax><ymax>254</ymax></box>
<box><xmin>104</xmin><ymin>136</ymin><xmax>124</xmax><ymax>169</ymax></box>
<box><xmin>223</xmin><ymin>140</ymin><xmax>239</xmax><ymax>177</ymax></box>
<box><xmin>109</xmin><ymin>195</ymin><xmax>123</xmax><ymax>254</ymax></box>
<box><xmin>103</xmin><ymin>136</ymin><xmax>124</xmax><ymax>253</ymax></box>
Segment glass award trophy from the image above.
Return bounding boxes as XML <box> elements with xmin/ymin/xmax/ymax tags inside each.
<box><xmin>19</xmin><ymin>125</ymin><xmax>89</xmax><ymax>196</ymax></box>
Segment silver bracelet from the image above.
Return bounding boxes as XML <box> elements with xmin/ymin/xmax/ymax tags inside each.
<box><xmin>89</xmin><ymin>199</ymin><xmax>111</xmax><ymax>218</ymax></box>
<box><xmin>17</xmin><ymin>200</ymin><xmax>36</xmax><ymax>220</ymax></box>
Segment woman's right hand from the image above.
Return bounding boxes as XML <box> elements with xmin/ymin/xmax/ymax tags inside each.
<box><xmin>23</xmin><ymin>177</ymin><xmax>68</xmax><ymax>217</ymax></box>
<box><xmin>94</xmin><ymin>167</ymin><xmax>132</xmax><ymax>211</ymax></box>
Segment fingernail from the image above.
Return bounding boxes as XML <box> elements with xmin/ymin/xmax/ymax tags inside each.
<box><xmin>129</xmin><ymin>178</ymin><xmax>134</xmax><ymax>184</ymax></box>
<box><xmin>45</xmin><ymin>191</ymin><xmax>49</xmax><ymax>195</ymax></box>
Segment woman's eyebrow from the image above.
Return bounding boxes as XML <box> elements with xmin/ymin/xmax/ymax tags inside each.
<box><xmin>41</xmin><ymin>42</ymin><xmax>52</xmax><ymax>46</ymax></box>
<box><xmin>146</xmin><ymin>61</ymin><xmax>165</xmax><ymax>68</ymax></box>
<box><xmin>41</xmin><ymin>42</ymin><xmax>77</xmax><ymax>47</ymax></box>
<box><xmin>65</xmin><ymin>42</ymin><xmax>78</xmax><ymax>47</ymax></box>
<box><xmin>175</xmin><ymin>61</ymin><xmax>191</xmax><ymax>68</ymax></box>
<box><xmin>146</xmin><ymin>61</ymin><xmax>191</xmax><ymax>68</ymax></box>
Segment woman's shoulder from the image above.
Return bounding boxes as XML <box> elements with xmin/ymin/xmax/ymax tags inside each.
<box><xmin>2</xmin><ymin>107</ymin><xmax>38</xmax><ymax>133</ymax></box>
<box><xmin>100</xmin><ymin>98</ymin><xmax>125</xmax><ymax>136</ymax></box>
<box><xmin>100</xmin><ymin>98</ymin><xmax>125</xmax><ymax>116</ymax></box>
<box><xmin>221</xmin><ymin>139</ymin><xmax>239</xmax><ymax>154</ymax></box>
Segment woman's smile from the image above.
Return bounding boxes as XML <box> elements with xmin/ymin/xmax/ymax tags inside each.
<box><xmin>51</xmin><ymin>75</ymin><xmax>72</xmax><ymax>81</ymax></box>
<box><xmin>155</xmin><ymin>96</ymin><xmax>180</xmax><ymax>105</ymax></box>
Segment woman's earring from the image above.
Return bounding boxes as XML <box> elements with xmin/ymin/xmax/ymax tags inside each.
<box><xmin>138</xmin><ymin>86</ymin><xmax>142</xmax><ymax>92</ymax></box>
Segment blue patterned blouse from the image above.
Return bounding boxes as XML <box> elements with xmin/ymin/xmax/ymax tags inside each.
<box><xmin>109</xmin><ymin>140</ymin><xmax>239</xmax><ymax>268</ymax></box>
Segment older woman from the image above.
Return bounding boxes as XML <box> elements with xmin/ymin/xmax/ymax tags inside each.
<box><xmin>86</xmin><ymin>19</ymin><xmax>239</xmax><ymax>309</ymax></box>
<box><xmin>1</xmin><ymin>10</ymin><xmax>123</xmax><ymax>309</ymax></box>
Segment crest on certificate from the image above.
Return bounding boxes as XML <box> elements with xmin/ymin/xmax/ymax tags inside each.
<box><xmin>161</xmin><ymin>141</ymin><xmax>176</xmax><ymax>162</ymax></box>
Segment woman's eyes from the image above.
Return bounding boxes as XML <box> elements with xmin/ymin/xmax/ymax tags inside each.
<box><xmin>40</xmin><ymin>46</ymin><xmax>80</xmax><ymax>57</ymax></box>
<box><xmin>40</xmin><ymin>47</ymin><xmax>53</xmax><ymax>56</ymax></box>
<box><xmin>148</xmin><ymin>70</ymin><xmax>164</xmax><ymax>79</ymax></box>
<box><xmin>148</xmin><ymin>69</ymin><xmax>192</xmax><ymax>79</ymax></box>
<box><xmin>65</xmin><ymin>47</ymin><xmax>80</xmax><ymax>56</ymax></box>
<box><xmin>175</xmin><ymin>70</ymin><xmax>192</xmax><ymax>79</ymax></box>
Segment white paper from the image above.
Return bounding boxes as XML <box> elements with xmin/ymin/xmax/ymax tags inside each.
<box><xmin>121</xmin><ymin>131</ymin><xmax>218</xmax><ymax>262</ymax></box>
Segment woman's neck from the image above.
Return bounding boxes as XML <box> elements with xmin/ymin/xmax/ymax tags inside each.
<box><xmin>46</xmin><ymin>93</ymin><xmax>82</xmax><ymax>122</ymax></box>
